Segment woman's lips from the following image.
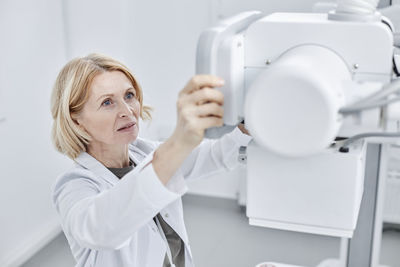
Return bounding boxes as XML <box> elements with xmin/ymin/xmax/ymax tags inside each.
<box><xmin>117</xmin><ymin>123</ymin><xmax>136</xmax><ymax>132</ymax></box>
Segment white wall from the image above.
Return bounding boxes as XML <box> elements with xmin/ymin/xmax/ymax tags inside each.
<box><xmin>217</xmin><ymin>0</ymin><xmax>326</xmax><ymax>18</ymax></box>
<box><xmin>0</xmin><ymin>1</ymin><xmax>70</xmax><ymax>266</ymax></box>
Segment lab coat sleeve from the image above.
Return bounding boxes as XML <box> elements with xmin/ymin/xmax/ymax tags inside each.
<box><xmin>179</xmin><ymin>126</ymin><xmax>252</xmax><ymax>180</ymax></box>
<box><xmin>53</xmin><ymin>152</ymin><xmax>186</xmax><ymax>250</ymax></box>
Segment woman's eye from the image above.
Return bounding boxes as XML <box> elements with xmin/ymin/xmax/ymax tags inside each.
<box><xmin>126</xmin><ymin>92</ymin><xmax>136</xmax><ymax>99</ymax></box>
<box><xmin>102</xmin><ymin>99</ymin><xmax>112</xmax><ymax>106</ymax></box>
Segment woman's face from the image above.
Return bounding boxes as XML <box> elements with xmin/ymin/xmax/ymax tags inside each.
<box><xmin>76</xmin><ymin>71</ymin><xmax>140</xmax><ymax>148</ymax></box>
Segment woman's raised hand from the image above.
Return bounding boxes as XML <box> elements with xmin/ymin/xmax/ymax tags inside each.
<box><xmin>171</xmin><ymin>75</ymin><xmax>225</xmax><ymax>150</ymax></box>
<box><xmin>152</xmin><ymin>75</ymin><xmax>225</xmax><ymax>185</ymax></box>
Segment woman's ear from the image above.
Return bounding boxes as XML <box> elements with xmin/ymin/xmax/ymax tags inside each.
<box><xmin>71</xmin><ymin>113</ymin><xmax>82</xmax><ymax>127</ymax></box>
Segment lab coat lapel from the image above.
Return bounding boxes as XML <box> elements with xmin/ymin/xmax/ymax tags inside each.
<box><xmin>74</xmin><ymin>152</ymin><xmax>121</xmax><ymax>186</ymax></box>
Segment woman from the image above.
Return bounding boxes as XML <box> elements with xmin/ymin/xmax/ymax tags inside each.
<box><xmin>51</xmin><ymin>53</ymin><xmax>251</xmax><ymax>267</ymax></box>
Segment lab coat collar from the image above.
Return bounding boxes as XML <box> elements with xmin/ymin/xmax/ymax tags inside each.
<box><xmin>74</xmin><ymin>150</ymin><xmax>139</xmax><ymax>186</ymax></box>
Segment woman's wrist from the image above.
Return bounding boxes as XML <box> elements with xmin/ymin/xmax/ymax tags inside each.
<box><xmin>166</xmin><ymin>133</ymin><xmax>194</xmax><ymax>156</ymax></box>
<box><xmin>152</xmin><ymin>133</ymin><xmax>194</xmax><ymax>185</ymax></box>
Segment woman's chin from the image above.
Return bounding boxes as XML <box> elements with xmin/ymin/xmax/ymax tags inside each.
<box><xmin>115</xmin><ymin>125</ymin><xmax>139</xmax><ymax>143</ymax></box>
<box><xmin>122</xmin><ymin>131</ymin><xmax>139</xmax><ymax>144</ymax></box>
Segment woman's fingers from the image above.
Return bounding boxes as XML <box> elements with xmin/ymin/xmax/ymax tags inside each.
<box><xmin>189</xmin><ymin>88</ymin><xmax>224</xmax><ymax>106</ymax></box>
<box><xmin>196</xmin><ymin>116</ymin><xmax>224</xmax><ymax>130</ymax></box>
<box><xmin>196</xmin><ymin>102</ymin><xmax>224</xmax><ymax>118</ymax></box>
<box><xmin>172</xmin><ymin>75</ymin><xmax>226</xmax><ymax>149</ymax></box>
<box><xmin>180</xmin><ymin>75</ymin><xmax>224</xmax><ymax>95</ymax></box>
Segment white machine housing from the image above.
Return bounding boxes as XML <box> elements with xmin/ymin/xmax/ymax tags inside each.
<box><xmin>244</xmin><ymin>13</ymin><xmax>392</xmax><ymax>157</ymax></box>
<box><xmin>247</xmin><ymin>141</ymin><xmax>366</xmax><ymax>237</ymax></box>
<box><xmin>196</xmin><ymin>11</ymin><xmax>394</xmax><ymax>237</ymax></box>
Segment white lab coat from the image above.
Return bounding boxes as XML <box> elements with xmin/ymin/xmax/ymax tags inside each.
<box><xmin>52</xmin><ymin>127</ymin><xmax>252</xmax><ymax>267</ymax></box>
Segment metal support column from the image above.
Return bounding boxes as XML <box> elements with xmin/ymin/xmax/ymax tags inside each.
<box><xmin>346</xmin><ymin>144</ymin><xmax>388</xmax><ymax>267</ymax></box>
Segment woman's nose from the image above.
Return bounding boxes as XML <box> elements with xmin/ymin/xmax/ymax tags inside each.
<box><xmin>118</xmin><ymin>101</ymin><xmax>132</xmax><ymax>118</ymax></box>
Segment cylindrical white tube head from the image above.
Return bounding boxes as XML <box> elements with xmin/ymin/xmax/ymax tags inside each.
<box><xmin>244</xmin><ymin>45</ymin><xmax>351</xmax><ymax>157</ymax></box>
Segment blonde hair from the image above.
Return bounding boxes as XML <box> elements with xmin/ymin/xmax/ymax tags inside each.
<box><xmin>50</xmin><ymin>53</ymin><xmax>152</xmax><ymax>160</ymax></box>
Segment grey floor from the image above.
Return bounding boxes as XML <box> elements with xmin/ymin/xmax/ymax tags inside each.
<box><xmin>22</xmin><ymin>194</ymin><xmax>400</xmax><ymax>267</ymax></box>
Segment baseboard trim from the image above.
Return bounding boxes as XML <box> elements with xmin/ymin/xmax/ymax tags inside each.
<box><xmin>0</xmin><ymin>219</ymin><xmax>62</xmax><ymax>267</ymax></box>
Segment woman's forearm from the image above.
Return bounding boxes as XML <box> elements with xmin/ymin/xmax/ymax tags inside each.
<box><xmin>152</xmin><ymin>135</ymin><xmax>194</xmax><ymax>185</ymax></box>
